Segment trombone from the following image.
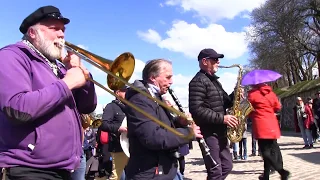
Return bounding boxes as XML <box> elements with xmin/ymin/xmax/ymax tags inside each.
<box><xmin>62</xmin><ymin>41</ymin><xmax>194</xmax><ymax>140</ymax></box>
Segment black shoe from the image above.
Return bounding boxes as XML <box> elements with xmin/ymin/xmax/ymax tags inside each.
<box><xmin>308</xmin><ymin>144</ymin><xmax>314</xmax><ymax>148</ymax></box>
<box><xmin>258</xmin><ymin>174</ymin><xmax>268</xmax><ymax>180</ymax></box>
<box><xmin>280</xmin><ymin>170</ymin><xmax>290</xmax><ymax>180</ymax></box>
<box><xmin>303</xmin><ymin>145</ymin><xmax>309</xmax><ymax>149</ymax></box>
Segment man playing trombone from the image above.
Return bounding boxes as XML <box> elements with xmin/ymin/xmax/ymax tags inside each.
<box><xmin>0</xmin><ymin>5</ymin><xmax>97</xmax><ymax>180</ymax></box>
<box><xmin>124</xmin><ymin>59</ymin><xmax>203</xmax><ymax>180</ymax></box>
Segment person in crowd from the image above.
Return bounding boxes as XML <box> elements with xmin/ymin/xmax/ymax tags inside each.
<box><xmin>125</xmin><ymin>59</ymin><xmax>202</xmax><ymax>180</ymax></box>
<box><xmin>84</xmin><ymin>126</ymin><xmax>97</xmax><ymax>160</ymax></box>
<box><xmin>248</xmin><ymin>117</ymin><xmax>259</xmax><ymax>156</ymax></box>
<box><xmin>294</xmin><ymin>97</ymin><xmax>314</xmax><ymax>148</ymax></box>
<box><xmin>248</xmin><ymin>83</ymin><xmax>290</xmax><ymax>180</ymax></box>
<box><xmin>309</xmin><ymin>95</ymin><xmax>320</xmax><ymax>143</ymax></box>
<box><xmin>71</xmin><ymin>115</ymin><xmax>92</xmax><ymax>180</ymax></box>
<box><xmin>100</xmin><ymin>85</ymin><xmax>129</xmax><ymax>180</ymax></box>
<box><xmin>239</xmin><ymin>122</ymin><xmax>248</xmax><ymax>160</ymax></box>
<box><xmin>232</xmin><ymin>142</ymin><xmax>240</xmax><ymax>160</ymax></box>
<box><xmin>188</xmin><ymin>48</ymin><xmax>239</xmax><ymax>180</ymax></box>
<box><xmin>96</xmin><ymin>126</ymin><xmax>113</xmax><ymax>179</ymax></box>
<box><xmin>0</xmin><ymin>5</ymin><xmax>97</xmax><ymax>180</ymax></box>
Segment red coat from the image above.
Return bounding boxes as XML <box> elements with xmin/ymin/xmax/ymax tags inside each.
<box><xmin>248</xmin><ymin>84</ymin><xmax>281</xmax><ymax>139</ymax></box>
<box><xmin>293</xmin><ymin>103</ymin><xmax>314</xmax><ymax>130</ymax></box>
<box><xmin>304</xmin><ymin>104</ymin><xmax>314</xmax><ymax>129</ymax></box>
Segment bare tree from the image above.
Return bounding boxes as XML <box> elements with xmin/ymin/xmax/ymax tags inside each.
<box><xmin>247</xmin><ymin>0</ymin><xmax>320</xmax><ymax>87</ymax></box>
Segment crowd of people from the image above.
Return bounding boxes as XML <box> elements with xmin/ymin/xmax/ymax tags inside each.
<box><xmin>0</xmin><ymin>4</ymin><xmax>306</xmax><ymax>180</ymax></box>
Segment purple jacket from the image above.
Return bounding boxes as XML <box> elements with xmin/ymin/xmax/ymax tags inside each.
<box><xmin>0</xmin><ymin>42</ymin><xmax>97</xmax><ymax>170</ymax></box>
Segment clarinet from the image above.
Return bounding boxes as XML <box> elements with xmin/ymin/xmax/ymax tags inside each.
<box><xmin>168</xmin><ymin>88</ymin><xmax>219</xmax><ymax>170</ymax></box>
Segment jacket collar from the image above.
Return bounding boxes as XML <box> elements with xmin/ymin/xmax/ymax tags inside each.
<box><xmin>199</xmin><ymin>69</ymin><xmax>219</xmax><ymax>81</ymax></box>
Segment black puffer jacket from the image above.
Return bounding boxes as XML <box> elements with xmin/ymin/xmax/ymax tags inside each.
<box><xmin>189</xmin><ymin>70</ymin><xmax>234</xmax><ymax>137</ymax></box>
<box><xmin>100</xmin><ymin>100</ymin><xmax>126</xmax><ymax>153</ymax></box>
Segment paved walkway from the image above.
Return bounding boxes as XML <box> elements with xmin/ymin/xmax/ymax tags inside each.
<box><xmin>183</xmin><ymin>132</ymin><xmax>320</xmax><ymax>180</ymax></box>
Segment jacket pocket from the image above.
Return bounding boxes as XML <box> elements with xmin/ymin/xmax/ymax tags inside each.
<box><xmin>30</xmin><ymin>127</ymin><xmax>42</xmax><ymax>155</ymax></box>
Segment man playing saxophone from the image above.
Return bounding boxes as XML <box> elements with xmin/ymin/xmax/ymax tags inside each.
<box><xmin>189</xmin><ymin>48</ymin><xmax>238</xmax><ymax>180</ymax></box>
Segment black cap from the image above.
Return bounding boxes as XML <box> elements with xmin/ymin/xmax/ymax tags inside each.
<box><xmin>119</xmin><ymin>85</ymin><xmax>129</xmax><ymax>91</ymax></box>
<box><xmin>198</xmin><ymin>48</ymin><xmax>224</xmax><ymax>61</ymax></box>
<box><xmin>19</xmin><ymin>5</ymin><xmax>70</xmax><ymax>34</ymax></box>
<box><xmin>114</xmin><ymin>85</ymin><xmax>129</xmax><ymax>93</ymax></box>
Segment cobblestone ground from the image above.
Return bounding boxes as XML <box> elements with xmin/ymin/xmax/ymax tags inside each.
<box><xmin>183</xmin><ymin>132</ymin><xmax>320</xmax><ymax>180</ymax></box>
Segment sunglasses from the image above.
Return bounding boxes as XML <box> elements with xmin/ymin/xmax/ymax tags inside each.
<box><xmin>205</xmin><ymin>57</ymin><xmax>219</xmax><ymax>61</ymax></box>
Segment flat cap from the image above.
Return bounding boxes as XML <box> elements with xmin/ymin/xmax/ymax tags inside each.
<box><xmin>19</xmin><ymin>5</ymin><xmax>70</xmax><ymax>34</ymax></box>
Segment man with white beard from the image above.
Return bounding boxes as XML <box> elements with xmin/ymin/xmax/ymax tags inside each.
<box><xmin>0</xmin><ymin>5</ymin><xmax>97</xmax><ymax>180</ymax></box>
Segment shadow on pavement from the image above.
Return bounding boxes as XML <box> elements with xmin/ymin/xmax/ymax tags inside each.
<box><xmin>230</xmin><ymin>170</ymin><xmax>263</xmax><ymax>175</ymax></box>
<box><xmin>185</xmin><ymin>157</ymin><xmax>204</xmax><ymax>166</ymax></box>
<box><xmin>189</xmin><ymin>169</ymin><xmax>206</xmax><ymax>173</ymax></box>
<box><xmin>281</xmin><ymin>146</ymin><xmax>320</xmax><ymax>151</ymax></box>
<box><xmin>288</xmin><ymin>151</ymin><xmax>320</xmax><ymax>164</ymax></box>
<box><xmin>278</xmin><ymin>142</ymin><xmax>303</xmax><ymax>147</ymax></box>
<box><xmin>232</xmin><ymin>159</ymin><xmax>263</xmax><ymax>164</ymax></box>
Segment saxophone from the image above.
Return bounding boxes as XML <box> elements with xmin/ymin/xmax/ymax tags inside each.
<box><xmin>219</xmin><ymin>64</ymin><xmax>254</xmax><ymax>143</ymax></box>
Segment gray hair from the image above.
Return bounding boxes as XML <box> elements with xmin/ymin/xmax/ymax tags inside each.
<box><xmin>22</xmin><ymin>24</ymin><xmax>40</xmax><ymax>40</ymax></box>
<box><xmin>142</xmin><ymin>59</ymin><xmax>172</xmax><ymax>81</ymax></box>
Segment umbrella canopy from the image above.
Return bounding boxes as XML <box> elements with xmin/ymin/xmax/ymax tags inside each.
<box><xmin>241</xmin><ymin>69</ymin><xmax>282</xmax><ymax>86</ymax></box>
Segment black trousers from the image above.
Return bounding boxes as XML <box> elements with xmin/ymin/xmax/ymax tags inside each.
<box><xmin>178</xmin><ymin>156</ymin><xmax>185</xmax><ymax>175</ymax></box>
<box><xmin>257</xmin><ymin>139</ymin><xmax>283</xmax><ymax>179</ymax></box>
<box><xmin>3</xmin><ymin>166</ymin><xmax>71</xmax><ymax>180</ymax></box>
<box><xmin>203</xmin><ymin>136</ymin><xmax>233</xmax><ymax>180</ymax></box>
<box><xmin>84</xmin><ymin>148</ymin><xmax>93</xmax><ymax>161</ymax></box>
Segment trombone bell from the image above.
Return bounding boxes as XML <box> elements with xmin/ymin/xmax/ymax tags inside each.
<box><xmin>64</xmin><ymin>41</ymin><xmax>135</xmax><ymax>90</ymax></box>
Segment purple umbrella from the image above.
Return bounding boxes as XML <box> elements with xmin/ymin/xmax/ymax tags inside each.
<box><xmin>241</xmin><ymin>69</ymin><xmax>282</xmax><ymax>86</ymax></box>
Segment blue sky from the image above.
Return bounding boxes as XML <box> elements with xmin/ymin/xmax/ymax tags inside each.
<box><xmin>0</xmin><ymin>0</ymin><xmax>266</xmax><ymax>114</ymax></box>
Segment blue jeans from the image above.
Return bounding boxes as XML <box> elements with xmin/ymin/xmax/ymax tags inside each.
<box><xmin>298</xmin><ymin>120</ymin><xmax>313</xmax><ymax>145</ymax></box>
<box><xmin>120</xmin><ymin>170</ymin><xmax>126</xmax><ymax>180</ymax></box>
<box><xmin>239</xmin><ymin>138</ymin><xmax>247</xmax><ymax>158</ymax></box>
<box><xmin>173</xmin><ymin>171</ymin><xmax>184</xmax><ymax>180</ymax></box>
<box><xmin>71</xmin><ymin>149</ymin><xmax>86</xmax><ymax>180</ymax></box>
<box><xmin>232</xmin><ymin>142</ymin><xmax>238</xmax><ymax>154</ymax></box>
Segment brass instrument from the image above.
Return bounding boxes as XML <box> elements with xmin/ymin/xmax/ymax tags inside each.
<box><xmin>80</xmin><ymin>114</ymin><xmax>102</xmax><ymax>129</ymax></box>
<box><xmin>219</xmin><ymin>64</ymin><xmax>254</xmax><ymax>143</ymax></box>
<box><xmin>62</xmin><ymin>41</ymin><xmax>194</xmax><ymax>140</ymax></box>
<box><xmin>80</xmin><ymin>114</ymin><xmax>92</xmax><ymax>129</ymax></box>
<box><xmin>92</xmin><ymin>119</ymin><xmax>102</xmax><ymax>129</ymax></box>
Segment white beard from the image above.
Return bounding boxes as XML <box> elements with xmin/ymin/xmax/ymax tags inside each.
<box><xmin>211</xmin><ymin>66</ymin><xmax>218</xmax><ymax>74</ymax></box>
<box><xmin>34</xmin><ymin>30</ymin><xmax>64</xmax><ymax>61</ymax></box>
